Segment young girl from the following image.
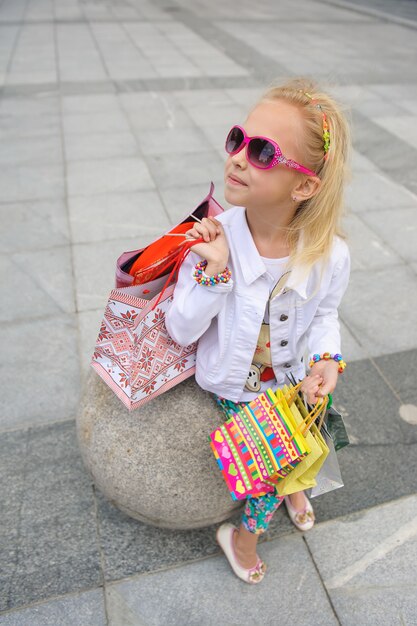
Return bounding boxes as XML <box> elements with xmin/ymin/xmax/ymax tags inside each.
<box><xmin>165</xmin><ymin>78</ymin><xmax>351</xmax><ymax>584</ymax></box>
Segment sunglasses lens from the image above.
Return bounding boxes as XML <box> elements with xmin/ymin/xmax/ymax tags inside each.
<box><xmin>247</xmin><ymin>138</ymin><xmax>276</xmax><ymax>168</ymax></box>
<box><xmin>225</xmin><ymin>126</ymin><xmax>244</xmax><ymax>153</ymax></box>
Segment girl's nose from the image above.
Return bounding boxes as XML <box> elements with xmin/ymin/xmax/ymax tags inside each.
<box><xmin>230</xmin><ymin>148</ymin><xmax>248</xmax><ymax>169</ymax></box>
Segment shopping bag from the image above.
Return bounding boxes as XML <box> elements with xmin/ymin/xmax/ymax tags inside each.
<box><xmin>116</xmin><ymin>182</ymin><xmax>223</xmax><ymax>290</ymax></box>
<box><xmin>209</xmin><ymin>384</ymin><xmax>311</xmax><ymax>501</ymax></box>
<box><xmin>90</xmin><ymin>183</ymin><xmax>224</xmax><ymax>411</ymax></box>
<box><xmin>324</xmin><ymin>404</ymin><xmax>350</xmax><ymax>451</ymax></box>
<box><xmin>307</xmin><ymin>424</ymin><xmax>344</xmax><ymax>498</ymax></box>
<box><xmin>275</xmin><ymin>390</ymin><xmax>329</xmax><ymax>496</ymax></box>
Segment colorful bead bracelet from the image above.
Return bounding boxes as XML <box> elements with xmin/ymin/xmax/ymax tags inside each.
<box><xmin>309</xmin><ymin>352</ymin><xmax>347</xmax><ymax>374</ymax></box>
<box><xmin>193</xmin><ymin>259</ymin><xmax>232</xmax><ymax>287</ymax></box>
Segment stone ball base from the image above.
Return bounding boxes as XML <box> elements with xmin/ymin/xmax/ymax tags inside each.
<box><xmin>77</xmin><ymin>371</ymin><xmax>243</xmax><ymax>529</ymax></box>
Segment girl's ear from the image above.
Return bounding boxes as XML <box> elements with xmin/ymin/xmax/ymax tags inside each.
<box><xmin>292</xmin><ymin>175</ymin><xmax>321</xmax><ymax>202</ymax></box>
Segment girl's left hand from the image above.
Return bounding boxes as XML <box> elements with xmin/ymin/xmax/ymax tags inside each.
<box><xmin>301</xmin><ymin>360</ymin><xmax>340</xmax><ymax>405</ymax></box>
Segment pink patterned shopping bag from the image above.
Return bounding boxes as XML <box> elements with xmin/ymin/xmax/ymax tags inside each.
<box><xmin>91</xmin><ymin>278</ymin><xmax>196</xmax><ymax>411</ymax></box>
<box><xmin>91</xmin><ymin>183</ymin><xmax>223</xmax><ymax>410</ymax></box>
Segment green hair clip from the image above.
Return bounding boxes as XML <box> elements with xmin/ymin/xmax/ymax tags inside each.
<box><xmin>303</xmin><ymin>92</ymin><xmax>330</xmax><ymax>159</ymax></box>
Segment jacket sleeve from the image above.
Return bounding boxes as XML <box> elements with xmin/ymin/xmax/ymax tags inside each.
<box><xmin>306</xmin><ymin>242</ymin><xmax>351</xmax><ymax>362</ymax></box>
<box><xmin>164</xmin><ymin>249</ymin><xmax>234</xmax><ymax>347</ymax></box>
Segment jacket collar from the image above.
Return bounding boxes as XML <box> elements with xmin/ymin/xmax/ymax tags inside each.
<box><xmin>230</xmin><ymin>207</ymin><xmax>310</xmax><ymax>299</ymax></box>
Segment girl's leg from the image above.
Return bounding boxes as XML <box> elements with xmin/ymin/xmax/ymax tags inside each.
<box><xmin>234</xmin><ymin>490</ymin><xmax>284</xmax><ymax>568</ymax></box>
<box><xmin>288</xmin><ymin>490</ymin><xmax>309</xmax><ymax>510</ymax></box>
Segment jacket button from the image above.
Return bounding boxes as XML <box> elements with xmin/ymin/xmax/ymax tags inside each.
<box><xmin>284</xmin><ymin>363</ymin><xmax>291</xmax><ymax>368</ymax></box>
<box><xmin>280</xmin><ymin>340</ymin><xmax>288</xmax><ymax>346</ymax></box>
<box><xmin>280</xmin><ymin>314</ymin><xmax>288</xmax><ymax>321</ymax></box>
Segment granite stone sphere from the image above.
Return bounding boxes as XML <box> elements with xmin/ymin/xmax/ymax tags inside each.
<box><xmin>77</xmin><ymin>371</ymin><xmax>243</xmax><ymax>529</ymax></box>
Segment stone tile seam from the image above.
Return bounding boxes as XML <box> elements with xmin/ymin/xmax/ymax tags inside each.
<box><xmin>0</xmin><ymin>16</ymin><xmax>379</xmax><ymax>27</ymax></box>
<box><xmin>368</xmin><ymin>356</ymin><xmax>403</xmax><ymax>404</ymax></box>
<box><xmin>3</xmin><ymin>427</ymin><xmax>30</xmax><ymax>614</ymax></box>
<box><xmin>0</xmin><ymin>415</ymin><xmax>76</xmax><ymax>436</ymax></box>
<box><xmin>91</xmin><ymin>485</ymin><xmax>110</xmax><ymax>624</ymax></box>
<box><xmin>2</xmin><ymin>3</ymin><xmax>24</xmax><ymax>81</ymax></box>
<box><xmin>0</xmin><ymin>584</ymin><xmax>106</xmax><ymax>620</ymax></box>
<box><xmin>301</xmin><ymin>534</ymin><xmax>342</xmax><ymax>625</ymax></box>
<box><xmin>324</xmin><ymin>581</ymin><xmax>417</xmax><ymax>595</ymax></box>
<box><xmin>316</xmin><ymin>0</ymin><xmax>417</xmax><ymax>31</ymax></box>
<box><xmin>2</xmin><ymin>73</ymin><xmax>416</xmax><ymax>100</ymax></box>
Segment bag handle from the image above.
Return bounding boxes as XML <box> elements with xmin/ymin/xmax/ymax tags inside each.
<box><xmin>288</xmin><ymin>396</ymin><xmax>328</xmax><ymax>440</ymax></box>
<box><xmin>151</xmin><ymin>234</ymin><xmax>204</xmax><ymax>309</ymax></box>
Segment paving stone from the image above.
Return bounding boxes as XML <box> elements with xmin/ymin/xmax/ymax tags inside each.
<box><xmin>350</xmin><ymin>149</ymin><xmax>379</xmax><ymax>173</ymax></box>
<box><xmin>105</xmin><ymin>533</ymin><xmax>338</xmax><ymax>626</ymax></box>
<box><xmin>360</xmin><ymin>206</ymin><xmax>417</xmax><ymax>263</ymax></box>
<box><xmin>146</xmin><ymin>150</ymin><xmax>223</xmax><ymax>189</ymax></box>
<box><xmin>0</xmin><ymin>162</ymin><xmax>64</xmax><ymax>202</ymax></box>
<box><xmin>77</xmin><ymin>309</ymin><xmax>104</xmax><ymax>376</ymax></box>
<box><xmin>68</xmin><ymin>189</ymin><xmax>169</xmax><ymax>243</ymax></box>
<box><xmin>342</xmin><ymin>212</ymin><xmax>401</xmax><ymax>271</ymax></box>
<box><xmin>136</xmin><ymin>125</ymin><xmax>208</xmax><ymax>156</ymax></box>
<box><xmin>72</xmin><ymin>235</ymin><xmax>155</xmax><ymax>311</ymax></box>
<box><xmin>339</xmin><ymin>265</ymin><xmax>417</xmax><ymax>356</ymax></box>
<box><xmin>345</xmin><ymin>171</ymin><xmax>417</xmax><ymax>213</ymax></box>
<box><xmin>352</xmin><ymin>109</ymin><xmax>417</xmax><ymax>196</ymax></box>
<box><xmin>1</xmin><ymin>246</ymin><xmax>76</xmax><ymax>322</ymax></box>
<box><xmin>308</xmin><ymin>441</ymin><xmax>417</xmax><ymax>524</ymax></box>
<box><xmin>67</xmin><ymin>157</ymin><xmax>155</xmax><ymax>197</ymax></box>
<box><xmin>339</xmin><ymin>319</ymin><xmax>367</xmax><ymax>361</ymax></box>
<box><xmin>63</xmin><ymin>112</ymin><xmax>131</xmax><ymax>135</ymax></box>
<box><xmin>0</xmin><ymin>589</ymin><xmax>106</xmax><ymax>626</ymax></box>
<box><xmin>0</xmin><ymin>421</ymin><xmax>101</xmax><ymax>612</ymax></box>
<box><xmin>0</xmin><ymin>134</ymin><xmax>63</xmax><ymax>166</ymax></box>
<box><xmin>64</xmin><ymin>132</ymin><xmax>139</xmax><ymax>162</ymax></box>
<box><xmin>0</xmin><ymin>110</ymin><xmax>61</xmax><ymax>139</ymax></box>
<box><xmin>61</xmin><ymin>93</ymin><xmax>121</xmax><ymax>115</ymax></box>
<box><xmin>56</xmin><ymin>24</ymin><xmax>108</xmax><ymax>83</ymax></box>
<box><xmin>0</xmin><ymin>199</ymin><xmax>69</xmax><ymax>253</ymax></box>
<box><xmin>305</xmin><ymin>495</ymin><xmax>417</xmax><ymax>626</ymax></box>
<box><xmin>333</xmin><ymin>358</ymin><xmax>405</xmax><ymax>445</ymax></box>
<box><xmin>373</xmin><ymin>114</ymin><xmax>417</xmax><ymax>149</ymax></box>
<box><xmin>125</xmin><ymin>102</ymin><xmax>194</xmax><ymax>132</ymax></box>
<box><xmin>0</xmin><ymin>314</ymin><xmax>80</xmax><ymax>430</ymax></box>
<box><xmin>374</xmin><ymin>348</ymin><xmax>417</xmax><ymax>405</ymax></box>
<box><xmin>97</xmin><ymin>491</ymin><xmax>228</xmax><ymax>582</ymax></box>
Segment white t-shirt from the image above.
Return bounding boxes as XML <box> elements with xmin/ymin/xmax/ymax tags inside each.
<box><xmin>240</xmin><ymin>255</ymin><xmax>290</xmax><ymax>401</ymax></box>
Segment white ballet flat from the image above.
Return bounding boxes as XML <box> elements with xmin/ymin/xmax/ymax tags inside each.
<box><xmin>284</xmin><ymin>493</ymin><xmax>315</xmax><ymax>531</ymax></box>
<box><xmin>216</xmin><ymin>523</ymin><xmax>266</xmax><ymax>584</ymax></box>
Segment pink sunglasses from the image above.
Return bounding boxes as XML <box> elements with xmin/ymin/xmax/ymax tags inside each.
<box><xmin>225</xmin><ymin>125</ymin><xmax>317</xmax><ymax>177</ymax></box>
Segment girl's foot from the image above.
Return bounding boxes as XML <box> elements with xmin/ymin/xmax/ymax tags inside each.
<box><xmin>284</xmin><ymin>492</ymin><xmax>315</xmax><ymax>531</ymax></box>
<box><xmin>216</xmin><ymin>523</ymin><xmax>266</xmax><ymax>584</ymax></box>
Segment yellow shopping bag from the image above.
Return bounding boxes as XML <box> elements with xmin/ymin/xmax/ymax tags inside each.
<box><xmin>275</xmin><ymin>390</ymin><xmax>329</xmax><ymax>496</ymax></box>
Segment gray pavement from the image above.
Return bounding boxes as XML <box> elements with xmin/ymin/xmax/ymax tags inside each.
<box><xmin>1</xmin><ymin>0</ymin><xmax>417</xmax><ymax>623</ymax></box>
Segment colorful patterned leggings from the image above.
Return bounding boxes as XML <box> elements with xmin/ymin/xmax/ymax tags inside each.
<box><xmin>215</xmin><ymin>395</ymin><xmax>285</xmax><ymax>535</ymax></box>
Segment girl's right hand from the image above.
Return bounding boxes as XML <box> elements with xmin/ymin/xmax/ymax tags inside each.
<box><xmin>300</xmin><ymin>374</ymin><xmax>324</xmax><ymax>405</ymax></box>
<box><xmin>186</xmin><ymin>217</ymin><xmax>230</xmax><ymax>274</ymax></box>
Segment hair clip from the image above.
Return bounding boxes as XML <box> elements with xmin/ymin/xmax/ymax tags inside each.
<box><xmin>302</xmin><ymin>91</ymin><xmax>330</xmax><ymax>160</ymax></box>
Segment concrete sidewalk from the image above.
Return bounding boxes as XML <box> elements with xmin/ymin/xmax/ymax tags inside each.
<box><xmin>1</xmin><ymin>0</ymin><xmax>417</xmax><ymax>623</ymax></box>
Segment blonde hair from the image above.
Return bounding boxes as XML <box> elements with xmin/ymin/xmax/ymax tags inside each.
<box><xmin>255</xmin><ymin>78</ymin><xmax>351</xmax><ymax>272</ymax></box>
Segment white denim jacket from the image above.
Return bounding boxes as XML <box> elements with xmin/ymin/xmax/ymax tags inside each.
<box><xmin>165</xmin><ymin>205</ymin><xmax>350</xmax><ymax>403</ymax></box>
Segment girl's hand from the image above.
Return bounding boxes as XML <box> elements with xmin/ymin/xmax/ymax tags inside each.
<box><xmin>301</xmin><ymin>360</ymin><xmax>339</xmax><ymax>404</ymax></box>
<box><xmin>186</xmin><ymin>217</ymin><xmax>229</xmax><ymax>275</ymax></box>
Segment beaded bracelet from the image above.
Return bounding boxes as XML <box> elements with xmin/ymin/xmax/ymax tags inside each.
<box><xmin>309</xmin><ymin>352</ymin><xmax>347</xmax><ymax>374</ymax></box>
<box><xmin>193</xmin><ymin>259</ymin><xmax>232</xmax><ymax>287</ymax></box>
